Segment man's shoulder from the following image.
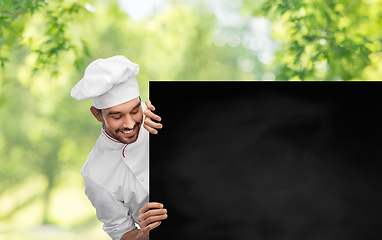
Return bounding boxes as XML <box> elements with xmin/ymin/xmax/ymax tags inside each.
<box><xmin>80</xmin><ymin>146</ymin><xmax>104</xmax><ymax>174</ymax></box>
<box><xmin>80</xmin><ymin>141</ymin><xmax>121</xmax><ymax>181</ymax></box>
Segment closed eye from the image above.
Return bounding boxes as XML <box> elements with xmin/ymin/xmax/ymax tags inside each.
<box><xmin>130</xmin><ymin>104</ymin><xmax>141</xmax><ymax>114</ymax></box>
<box><xmin>111</xmin><ymin>114</ymin><xmax>122</xmax><ymax>119</ymax></box>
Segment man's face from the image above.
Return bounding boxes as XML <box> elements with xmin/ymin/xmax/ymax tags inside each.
<box><xmin>95</xmin><ymin>97</ymin><xmax>143</xmax><ymax>144</ymax></box>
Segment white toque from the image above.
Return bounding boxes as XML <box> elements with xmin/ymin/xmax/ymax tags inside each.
<box><xmin>71</xmin><ymin>55</ymin><xmax>140</xmax><ymax>109</ymax></box>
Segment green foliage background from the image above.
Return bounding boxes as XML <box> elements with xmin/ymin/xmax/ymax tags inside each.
<box><xmin>0</xmin><ymin>0</ymin><xmax>381</xmax><ymax>239</ymax></box>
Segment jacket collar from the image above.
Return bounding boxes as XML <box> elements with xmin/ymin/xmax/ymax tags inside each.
<box><xmin>100</xmin><ymin>128</ymin><xmax>126</xmax><ymax>150</ymax></box>
<box><xmin>100</xmin><ymin>128</ymin><xmax>130</xmax><ymax>158</ymax></box>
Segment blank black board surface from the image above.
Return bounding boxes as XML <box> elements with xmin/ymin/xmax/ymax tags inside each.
<box><xmin>149</xmin><ymin>81</ymin><xmax>381</xmax><ymax>240</ymax></box>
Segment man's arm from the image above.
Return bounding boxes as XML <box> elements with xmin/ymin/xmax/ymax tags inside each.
<box><xmin>82</xmin><ymin>173</ymin><xmax>139</xmax><ymax>239</ymax></box>
<box><xmin>121</xmin><ymin>229</ymin><xmax>147</xmax><ymax>240</ymax></box>
<box><xmin>121</xmin><ymin>202</ymin><xmax>168</xmax><ymax>240</ymax></box>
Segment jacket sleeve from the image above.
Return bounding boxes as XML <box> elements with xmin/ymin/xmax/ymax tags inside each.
<box><xmin>82</xmin><ymin>172</ymin><xmax>136</xmax><ymax>240</ymax></box>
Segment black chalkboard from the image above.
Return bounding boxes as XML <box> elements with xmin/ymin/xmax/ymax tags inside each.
<box><xmin>150</xmin><ymin>82</ymin><xmax>381</xmax><ymax>240</ymax></box>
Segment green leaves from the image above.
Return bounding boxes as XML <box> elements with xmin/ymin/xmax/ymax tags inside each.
<box><xmin>31</xmin><ymin>2</ymin><xmax>88</xmax><ymax>72</ymax></box>
<box><xmin>0</xmin><ymin>0</ymin><xmax>47</xmax><ymax>37</ymax></box>
<box><xmin>0</xmin><ymin>1</ymin><xmax>89</xmax><ymax>73</ymax></box>
<box><xmin>249</xmin><ymin>0</ymin><xmax>382</xmax><ymax>80</ymax></box>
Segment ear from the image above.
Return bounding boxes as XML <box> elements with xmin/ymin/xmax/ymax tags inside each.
<box><xmin>90</xmin><ymin>106</ymin><xmax>103</xmax><ymax>122</ymax></box>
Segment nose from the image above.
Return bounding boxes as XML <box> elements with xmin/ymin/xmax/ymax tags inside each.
<box><xmin>122</xmin><ymin>115</ymin><xmax>135</xmax><ymax>129</ymax></box>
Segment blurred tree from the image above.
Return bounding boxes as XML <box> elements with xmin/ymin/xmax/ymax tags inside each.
<box><xmin>0</xmin><ymin>0</ymin><xmax>89</xmax><ymax>73</ymax></box>
<box><xmin>0</xmin><ymin>0</ymin><xmax>95</xmax><ymax>225</ymax></box>
<box><xmin>244</xmin><ymin>0</ymin><xmax>382</xmax><ymax>80</ymax></box>
<box><xmin>0</xmin><ymin>0</ymin><xmax>93</xmax><ymax>224</ymax></box>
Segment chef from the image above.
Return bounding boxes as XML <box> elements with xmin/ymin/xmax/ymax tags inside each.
<box><xmin>71</xmin><ymin>55</ymin><xmax>167</xmax><ymax>240</ymax></box>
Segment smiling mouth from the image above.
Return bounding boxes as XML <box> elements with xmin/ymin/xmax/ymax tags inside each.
<box><xmin>121</xmin><ymin>128</ymin><xmax>135</xmax><ymax>137</ymax></box>
<box><xmin>123</xmin><ymin>129</ymin><xmax>134</xmax><ymax>134</ymax></box>
<box><xmin>119</xmin><ymin>123</ymin><xmax>139</xmax><ymax>138</ymax></box>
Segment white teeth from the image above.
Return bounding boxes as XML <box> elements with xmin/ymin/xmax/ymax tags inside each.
<box><xmin>124</xmin><ymin>129</ymin><xmax>133</xmax><ymax>134</ymax></box>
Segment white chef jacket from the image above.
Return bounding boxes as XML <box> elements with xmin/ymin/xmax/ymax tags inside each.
<box><xmin>81</xmin><ymin>102</ymin><xmax>149</xmax><ymax>240</ymax></box>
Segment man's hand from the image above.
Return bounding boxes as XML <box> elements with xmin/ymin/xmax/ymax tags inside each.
<box><xmin>144</xmin><ymin>100</ymin><xmax>162</xmax><ymax>134</ymax></box>
<box><xmin>138</xmin><ymin>202</ymin><xmax>168</xmax><ymax>237</ymax></box>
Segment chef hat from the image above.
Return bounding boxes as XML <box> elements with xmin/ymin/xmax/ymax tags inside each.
<box><xmin>70</xmin><ymin>55</ymin><xmax>140</xmax><ymax>109</ymax></box>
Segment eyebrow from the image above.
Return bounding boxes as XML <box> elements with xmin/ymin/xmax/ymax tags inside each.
<box><xmin>107</xmin><ymin>102</ymin><xmax>141</xmax><ymax>115</ymax></box>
